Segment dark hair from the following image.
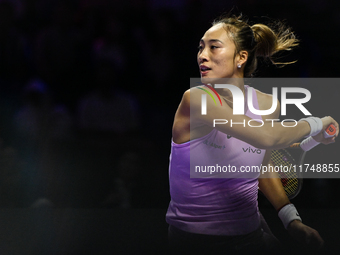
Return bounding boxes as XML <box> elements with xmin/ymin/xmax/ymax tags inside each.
<box><xmin>212</xmin><ymin>14</ymin><xmax>299</xmax><ymax>77</ymax></box>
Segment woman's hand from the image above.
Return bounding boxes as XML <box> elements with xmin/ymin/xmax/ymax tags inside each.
<box><xmin>312</xmin><ymin>116</ymin><xmax>338</xmax><ymax>144</ymax></box>
<box><xmin>287</xmin><ymin>220</ymin><xmax>324</xmax><ymax>251</ymax></box>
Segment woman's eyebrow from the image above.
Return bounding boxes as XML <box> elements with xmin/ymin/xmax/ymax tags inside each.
<box><xmin>200</xmin><ymin>39</ymin><xmax>224</xmax><ymax>44</ymax></box>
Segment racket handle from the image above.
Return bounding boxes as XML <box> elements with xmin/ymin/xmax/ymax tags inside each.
<box><xmin>300</xmin><ymin>124</ymin><xmax>336</xmax><ymax>151</ymax></box>
<box><xmin>324</xmin><ymin>124</ymin><xmax>336</xmax><ymax>138</ymax></box>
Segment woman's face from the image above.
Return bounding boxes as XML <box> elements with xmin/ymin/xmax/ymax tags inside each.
<box><xmin>197</xmin><ymin>23</ymin><xmax>241</xmax><ymax>83</ymax></box>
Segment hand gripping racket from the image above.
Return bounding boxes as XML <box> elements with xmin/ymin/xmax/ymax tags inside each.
<box><xmin>270</xmin><ymin>124</ymin><xmax>336</xmax><ymax>199</ymax></box>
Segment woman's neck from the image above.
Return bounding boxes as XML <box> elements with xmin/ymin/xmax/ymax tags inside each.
<box><xmin>211</xmin><ymin>78</ymin><xmax>245</xmax><ymax>102</ymax></box>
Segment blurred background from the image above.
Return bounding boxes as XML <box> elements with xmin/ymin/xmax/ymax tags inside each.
<box><xmin>0</xmin><ymin>0</ymin><xmax>340</xmax><ymax>253</ymax></box>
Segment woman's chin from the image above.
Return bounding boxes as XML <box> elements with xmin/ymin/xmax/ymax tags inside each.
<box><xmin>201</xmin><ymin>77</ymin><xmax>218</xmax><ymax>85</ymax></box>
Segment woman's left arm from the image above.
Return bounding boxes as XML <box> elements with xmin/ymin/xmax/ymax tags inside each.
<box><xmin>259</xmin><ymin>151</ymin><xmax>325</xmax><ymax>250</ymax></box>
<box><xmin>258</xmin><ymin>92</ymin><xmax>324</xmax><ymax>250</ymax></box>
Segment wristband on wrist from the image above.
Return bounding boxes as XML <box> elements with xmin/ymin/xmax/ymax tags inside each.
<box><xmin>300</xmin><ymin>136</ymin><xmax>319</xmax><ymax>151</ymax></box>
<box><xmin>299</xmin><ymin>123</ymin><xmax>336</xmax><ymax>151</ymax></box>
<box><xmin>300</xmin><ymin>117</ymin><xmax>323</xmax><ymax>136</ymax></box>
<box><xmin>278</xmin><ymin>203</ymin><xmax>302</xmax><ymax>229</ymax></box>
<box><xmin>299</xmin><ymin>117</ymin><xmax>323</xmax><ymax>136</ymax></box>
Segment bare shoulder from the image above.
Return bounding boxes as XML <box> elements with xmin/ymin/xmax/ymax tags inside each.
<box><xmin>172</xmin><ymin>87</ymin><xmax>212</xmax><ymax>143</ymax></box>
<box><xmin>255</xmin><ymin>89</ymin><xmax>281</xmax><ymax>119</ymax></box>
<box><xmin>180</xmin><ymin>86</ymin><xmax>206</xmax><ymax>110</ymax></box>
<box><xmin>172</xmin><ymin>89</ymin><xmax>205</xmax><ymax>144</ymax></box>
<box><xmin>180</xmin><ymin>88</ymin><xmax>191</xmax><ymax>109</ymax></box>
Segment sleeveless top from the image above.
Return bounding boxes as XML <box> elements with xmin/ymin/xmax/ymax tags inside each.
<box><xmin>165</xmin><ymin>85</ymin><xmax>266</xmax><ymax>236</ymax></box>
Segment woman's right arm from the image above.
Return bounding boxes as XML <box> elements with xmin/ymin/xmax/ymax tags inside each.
<box><xmin>188</xmin><ymin>87</ymin><xmax>338</xmax><ymax>150</ymax></box>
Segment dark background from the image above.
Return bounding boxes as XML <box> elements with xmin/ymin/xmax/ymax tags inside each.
<box><xmin>0</xmin><ymin>0</ymin><xmax>339</xmax><ymax>254</ymax></box>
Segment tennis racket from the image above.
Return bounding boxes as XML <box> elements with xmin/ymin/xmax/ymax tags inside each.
<box><xmin>270</xmin><ymin>124</ymin><xmax>336</xmax><ymax>199</ymax></box>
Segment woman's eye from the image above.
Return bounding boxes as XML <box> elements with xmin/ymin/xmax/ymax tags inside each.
<box><xmin>198</xmin><ymin>45</ymin><xmax>203</xmax><ymax>51</ymax></box>
<box><xmin>210</xmin><ymin>46</ymin><xmax>218</xmax><ymax>49</ymax></box>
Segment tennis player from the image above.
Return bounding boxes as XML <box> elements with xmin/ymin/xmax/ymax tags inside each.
<box><xmin>166</xmin><ymin>14</ymin><xmax>338</xmax><ymax>255</ymax></box>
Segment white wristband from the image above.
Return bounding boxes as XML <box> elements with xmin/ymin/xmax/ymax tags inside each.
<box><xmin>299</xmin><ymin>117</ymin><xmax>323</xmax><ymax>136</ymax></box>
<box><xmin>278</xmin><ymin>203</ymin><xmax>302</xmax><ymax>229</ymax></box>
<box><xmin>300</xmin><ymin>136</ymin><xmax>319</xmax><ymax>151</ymax></box>
<box><xmin>300</xmin><ymin>124</ymin><xmax>335</xmax><ymax>151</ymax></box>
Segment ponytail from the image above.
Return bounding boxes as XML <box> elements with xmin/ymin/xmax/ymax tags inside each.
<box><xmin>252</xmin><ymin>23</ymin><xmax>299</xmax><ymax>64</ymax></box>
<box><xmin>213</xmin><ymin>14</ymin><xmax>299</xmax><ymax>77</ymax></box>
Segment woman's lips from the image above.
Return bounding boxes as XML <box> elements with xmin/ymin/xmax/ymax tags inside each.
<box><xmin>200</xmin><ymin>65</ymin><xmax>211</xmax><ymax>75</ymax></box>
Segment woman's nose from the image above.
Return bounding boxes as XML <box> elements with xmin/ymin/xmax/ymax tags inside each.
<box><xmin>198</xmin><ymin>49</ymin><xmax>208</xmax><ymax>63</ymax></box>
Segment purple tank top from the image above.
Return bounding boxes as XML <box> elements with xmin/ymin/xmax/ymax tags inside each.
<box><xmin>166</xmin><ymin>85</ymin><xmax>266</xmax><ymax>236</ymax></box>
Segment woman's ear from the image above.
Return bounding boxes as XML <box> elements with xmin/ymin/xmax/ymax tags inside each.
<box><xmin>237</xmin><ymin>50</ymin><xmax>248</xmax><ymax>66</ymax></box>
